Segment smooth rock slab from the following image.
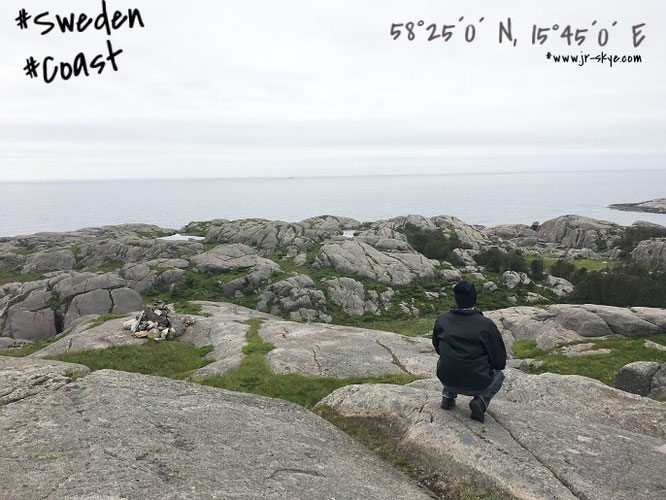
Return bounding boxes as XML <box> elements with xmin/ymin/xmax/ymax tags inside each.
<box><xmin>260</xmin><ymin>320</ymin><xmax>437</xmax><ymax>378</ymax></box>
<box><xmin>0</xmin><ymin>356</ymin><xmax>89</xmax><ymax>406</ymax></box>
<box><xmin>0</xmin><ymin>366</ymin><xmax>429</xmax><ymax>500</ymax></box>
<box><xmin>30</xmin><ymin>315</ymin><xmax>145</xmax><ymax>359</ymax></box>
<box><xmin>319</xmin><ymin>370</ymin><xmax>666</xmax><ymax>500</ymax></box>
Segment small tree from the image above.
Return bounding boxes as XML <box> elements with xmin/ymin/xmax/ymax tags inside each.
<box><xmin>530</xmin><ymin>258</ymin><xmax>545</xmax><ymax>281</ymax></box>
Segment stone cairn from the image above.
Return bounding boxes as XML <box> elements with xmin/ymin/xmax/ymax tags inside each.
<box><xmin>123</xmin><ymin>300</ymin><xmax>194</xmax><ymax>341</ymax></box>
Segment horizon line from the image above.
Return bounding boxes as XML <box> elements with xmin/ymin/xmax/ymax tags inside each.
<box><xmin>2</xmin><ymin>167</ymin><xmax>665</xmax><ymax>184</ymax></box>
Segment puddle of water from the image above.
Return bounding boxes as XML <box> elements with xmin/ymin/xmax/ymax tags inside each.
<box><xmin>159</xmin><ymin>233</ymin><xmax>205</xmax><ymax>242</ymax></box>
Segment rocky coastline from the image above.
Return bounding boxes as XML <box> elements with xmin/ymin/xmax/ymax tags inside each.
<box><xmin>1</xmin><ymin>213</ymin><xmax>666</xmax><ymax>499</ymax></box>
<box><xmin>609</xmin><ymin>197</ymin><xmax>666</xmax><ymax>214</ymax></box>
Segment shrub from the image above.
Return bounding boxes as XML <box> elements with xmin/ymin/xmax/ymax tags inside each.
<box><xmin>529</xmin><ymin>258</ymin><xmax>545</xmax><ymax>281</ymax></box>
<box><xmin>572</xmin><ymin>264</ymin><xmax>666</xmax><ymax>307</ymax></box>
<box><xmin>618</xmin><ymin>225</ymin><xmax>666</xmax><ymax>258</ymax></box>
<box><xmin>402</xmin><ymin>224</ymin><xmax>468</xmax><ymax>261</ymax></box>
<box><xmin>550</xmin><ymin>259</ymin><xmax>576</xmax><ymax>281</ymax></box>
<box><xmin>476</xmin><ymin>248</ymin><xmax>528</xmax><ymax>274</ymax></box>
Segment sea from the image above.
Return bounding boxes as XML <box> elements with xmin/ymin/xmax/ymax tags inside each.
<box><xmin>1</xmin><ymin>170</ymin><xmax>665</xmax><ymax>237</ymax></box>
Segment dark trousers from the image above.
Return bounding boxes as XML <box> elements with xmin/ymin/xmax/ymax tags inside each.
<box><xmin>441</xmin><ymin>370</ymin><xmax>505</xmax><ymax>410</ymax></box>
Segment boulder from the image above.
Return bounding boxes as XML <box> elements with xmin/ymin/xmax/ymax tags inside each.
<box><xmin>631</xmin><ymin>238</ymin><xmax>666</xmax><ymax>270</ymax></box>
<box><xmin>613</xmin><ymin>361</ymin><xmax>661</xmax><ymax>396</ymax></box>
<box><xmin>21</xmin><ymin>249</ymin><xmax>76</xmax><ymax>274</ymax></box>
<box><xmin>537</xmin><ymin>215</ymin><xmax>618</xmax><ymax>250</ymax></box>
<box><xmin>544</xmin><ymin>275</ymin><xmax>574</xmax><ymax>297</ymax></box>
<box><xmin>257</xmin><ymin>274</ymin><xmax>328</xmax><ymax>321</ymax></box>
<box><xmin>318</xmin><ymin>370</ymin><xmax>666</xmax><ymax>500</ymax></box>
<box><xmin>31</xmin><ymin>315</ymin><xmax>145</xmax><ymax>358</ymax></box>
<box><xmin>502</xmin><ymin>271</ymin><xmax>530</xmax><ymax>290</ymax></box>
<box><xmin>439</xmin><ymin>268</ymin><xmax>462</xmax><ymax>282</ymax></box>
<box><xmin>204</xmin><ymin>216</ymin><xmax>360</xmax><ymax>254</ymax></box>
<box><xmin>483</xmin><ymin>281</ymin><xmax>498</xmax><ymax>292</ymax></box>
<box><xmin>2</xmin><ymin>288</ymin><xmax>59</xmax><ymax>341</ymax></box>
<box><xmin>580</xmin><ymin>304</ymin><xmax>662</xmax><ymax>337</ymax></box>
<box><xmin>0</xmin><ymin>252</ymin><xmax>25</xmax><ymax>270</ymax></box>
<box><xmin>53</xmin><ymin>272</ymin><xmax>126</xmax><ymax>302</ymax></box>
<box><xmin>313</xmin><ymin>240</ymin><xmax>438</xmax><ymax>288</ymax></box>
<box><xmin>192</xmin><ymin>243</ymin><xmax>276</xmax><ymax>274</ymax></box>
<box><xmin>323</xmin><ymin>277</ymin><xmax>381</xmax><ymax>317</ymax></box>
<box><xmin>0</xmin><ymin>359</ymin><xmax>429</xmax><ymax>499</ymax></box>
<box><xmin>61</xmin><ymin>286</ymin><xmax>141</xmax><ymax>328</ymax></box>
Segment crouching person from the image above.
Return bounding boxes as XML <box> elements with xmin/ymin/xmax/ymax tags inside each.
<box><xmin>432</xmin><ymin>280</ymin><xmax>507</xmax><ymax>423</ymax></box>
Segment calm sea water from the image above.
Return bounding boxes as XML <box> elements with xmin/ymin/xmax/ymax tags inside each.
<box><xmin>1</xmin><ymin>171</ymin><xmax>665</xmax><ymax>237</ymax></box>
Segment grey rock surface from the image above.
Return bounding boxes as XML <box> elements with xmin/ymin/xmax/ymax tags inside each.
<box><xmin>21</xmin><ymin>249</ymin><xmax>76</xmax><ymax>275</ymax></box>
<box><xmin>486</xmin><ymin>304</ymin><xmax>666</xmax><ymax>352</ymax></box>
<box><xmin>31</xmin><ymin>315</ymin><xmax>145</xmax><ymax>358</ymax></box>
<box><xmin>178</xmin><ymin>302</ymin><xmax>264</xmax><ymax>379</ymax></box>
<box><xmin>323</xmin><ymin>277</ymin><xmax>382</xmax><ymax>316</ymax></box>
<box><xmin>314</xmin><ymin>240</ymin><xmax>438</xmax><ymax>288</ymax></box>
<box><xmin>319</xmin><ymin>370</ymin><xmax>666</xmax><ymax>500</ymax></box>
<box><xmin>609</xmin><ymin>198</ymin><xmax>666</xmax><ymax>214</ymax></box>
<box><xmin>260</xmin><ymin>320</ymin><xmax>437</xmax><ymax>378</ymax></box>
<box><xmin>62</xmin><ymin>286</ymin><xmax>142</xmax><ymax>328</ymax></box>
<box><xmin>257</xmin><ymin>274</ymin><xmax>329</xmax><ymax>322</ymax></box>
<box><xmin>2</xmin><ymin>288</ymin><xmax>59</xmax><ymax>341</ymax></box>
<box><xmin>191</xmin><ymin>243</ymin><xmax>281</xmax><ymax>275</ymax></box>
<box><xmin>0</xmin><ymin>362</ymin><xmax>429</xmax><ymax>500</ymax></box>
<box><xmin>537</xmin><ymin>215</ymin><xmax>618</xmax><ymax>250</ymax></box>
<box><xmin>613</xmin><ymin>361</ymin><xmax>663</xmax><ymax>397</ymax></box>
<box><xmin>0</xmin><ymin>356</ymin><xmax>89</xmax><ymax>406</ymax></box>
<box><xmin>204</xmin><ymin>216</ymin><xmax>360</xmax><ymax>255</ymax></box>
<box><xmin>631</xmin><ymin>237</ymin><xmax>666</xmax><ymax>270</ymax></box>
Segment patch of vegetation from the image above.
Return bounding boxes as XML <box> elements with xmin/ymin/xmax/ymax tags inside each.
<box><xmin>173</xmin><ymin>301</ymin><xmax>212</xmax><ymax>317</ymax></box>
<box><xmin>525</xmin><ymin>256</ymin><xmax>610</xmax><ymax>274</ymax></box>
<box><xmin>0</xmin><ymin>267</ymin><xmax>45</xmax><ymax>287</ymax></box>
<box><xmin>511</xmin><ymin>340</ymin><xmax>544</xmax><ymax>359</ymax></box>
<box><xmin>0</xmin><ymin>327</ymin><xmax>76</xmax><ymax>358</ymax></box>
<box><xmin>89</xmin><ymin>313</ymin><xmax>127</xmax><ymax>328</ymax></box>
<box><xmin>402</xmin><ymin>224</ymin><xmax>469</xmax><ymax>262</ymax></box>
<box><xmin>51</xmin><ymin>342</ymin><xmax>215</xmax><ymax>380</ymax></box>
<box><xmin>475</xmin><ymin>248</ymin><xmax>528</xmax><ymax>274</ymax></box>
<box><xmin>145</xmin><ymin>268</ymin><xmax>249</xmax><ymax>304</ymax></box>
<box><xmin>513</xmin><ymin>335</ymin><xmax>666</xmax><ymax>385</ymax></box>
<box><xmin>0</xmin><ymin>338</ymin><xmax>57</xmax><ymax>357</ymax></box>
<box><xmin>529</xmin><ymin>258</ymin><xmax>545</xmax><ymax>281</ymax></box>
<box><xmin>571</xmin><ymin>264</ymin><xmax>666</xmax><ymax>308</ymax></box>
<box><xmin>199</xmin><ymin>319</ymin><xmax>420</xmax><ymax>408</ymax></box>
<box><xmin>618</xmin><ymin>224</ymin><xmax>666</xmax><ymax>258</ymax></box>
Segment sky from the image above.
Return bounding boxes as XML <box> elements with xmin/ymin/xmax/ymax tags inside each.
<box><xmin>0</xmin><ymin>0</ymin><xmax>664</xmax><ymax>181</ymax></box>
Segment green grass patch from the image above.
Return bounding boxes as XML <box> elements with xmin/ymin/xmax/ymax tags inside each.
<box><xmin>0</xmin><ymin>327</ymin><xmax>77</xmax><ymax>358</ymax></box>
<box><xmin>511</xmin><ymin>340</ymin><xmax>543</xmax><ymax>359</ymax></box>
<box><xmin>199</xmin><ymin>319</ymin><xmax>420</xmax><ymax>408</ymax></box>
<box><xmin>0</xmin><ymin>338</ymin><xmax>58</xmax><ymax>357</ymax></box>
<box><xmin>50</xmin><ymin>342</ymin><xmax>215</xmax><ymax>380</ymax></box>
<box><xmin>89</xmin><ymin>313</ymin><xmax>127</xmax><ymax>328</ymax></box>
<box><xmin>172</xmin><ymin>301</ymin><xmax>212</xmax><ymax>317</ymax></box>
<box><xmin>513</xmin><ymin>335</ymin><xmax>666</xmax><ymax>385</ymax></box>
<box><xmin>0</xmin><ymin>267</ymin><xmax>46</xmax><ymax>286</ymax></box>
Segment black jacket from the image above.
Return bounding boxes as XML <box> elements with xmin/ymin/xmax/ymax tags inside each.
<box><xmin>432</xmin><ymin>308</ymin><xmax>507</xmax><ymax>391</ymax></box>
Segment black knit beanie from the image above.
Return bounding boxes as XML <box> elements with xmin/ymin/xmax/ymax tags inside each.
<box><xmin>454</xmin><ymin>280</ymin><xmax>477</xmax><ymax>308</ymax></box>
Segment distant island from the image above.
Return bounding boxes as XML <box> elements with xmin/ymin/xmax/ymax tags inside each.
<box><xmin>609</xmin><ymin>197</ymin><xmax>666</xmax><ymax>214</ymax></box>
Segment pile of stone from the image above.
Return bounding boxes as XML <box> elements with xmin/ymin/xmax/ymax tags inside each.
<box><xmin>123</xmin><ymin>300</ymin><xmax>194</xmax><ymax>341</ymax></box>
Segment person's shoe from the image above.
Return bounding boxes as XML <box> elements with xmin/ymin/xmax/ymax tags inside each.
<box><xmin>469</xmin><ymin>397</ymin><xmax>486</xmax><ymax>423</ymax></box>
<box><xmin>440</xmin><ymin>397</ymin><xmax>456</xmax><ymax>410</ymax></box>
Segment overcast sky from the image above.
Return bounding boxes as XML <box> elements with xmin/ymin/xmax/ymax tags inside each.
<box><xmin>0</xmin><ymin>0</ymin><xmax>664</xmax><ymax>181</ymax></box>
